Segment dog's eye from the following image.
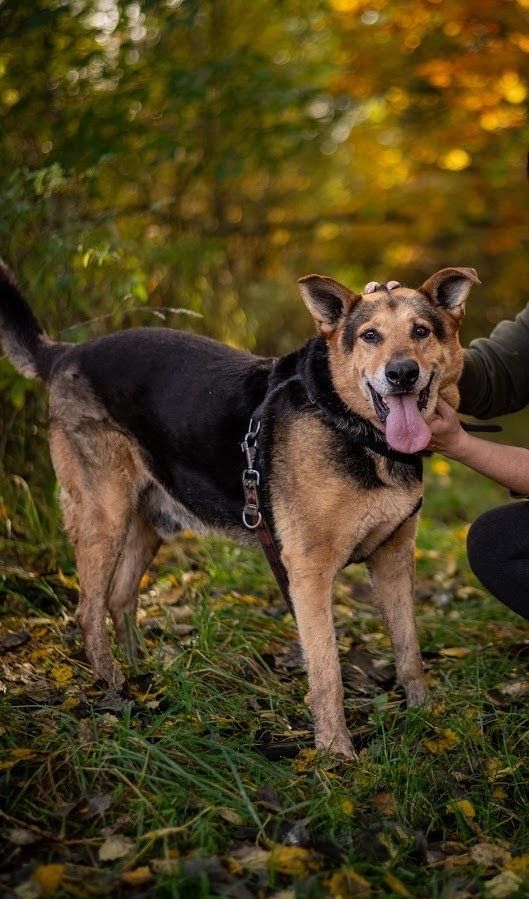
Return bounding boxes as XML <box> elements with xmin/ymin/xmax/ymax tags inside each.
<box><xmin>361</xmin><ymin>329</ymin><xmax>381</xmax><ymax>343</ymax></box>
<box><xmin>413</xmin><ymin>324</ymin><xmax>430</xmax><ymax>339</ymax></box>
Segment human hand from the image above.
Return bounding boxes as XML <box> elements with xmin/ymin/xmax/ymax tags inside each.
<box><xmin>428</xmin><ymin>397</ymin><xmax>469</xmax><ymax>459</ymax></box>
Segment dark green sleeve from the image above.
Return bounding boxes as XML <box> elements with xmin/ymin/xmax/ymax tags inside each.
<box><xmin>458</xmin><ymin>301</ymin><xmax>529</xmax><ymax>418</ymax></box>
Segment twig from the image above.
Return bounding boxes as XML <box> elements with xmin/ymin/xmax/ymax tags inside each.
<box><xmin>138</xmin><ymin>806</ymin><xmax>213</xmax><ymax>842</ymax></box>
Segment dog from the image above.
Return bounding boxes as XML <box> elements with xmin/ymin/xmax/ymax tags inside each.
<box><xmin>0</xmin><ymin>261</ymin><xmax>479</xmax><ymax>757</ymax></box>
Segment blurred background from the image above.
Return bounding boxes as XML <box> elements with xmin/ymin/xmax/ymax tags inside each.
<box><xmin>1</xmin><ymin>0</ymin><xmax>529</xmax><ymax>528</ymax></box>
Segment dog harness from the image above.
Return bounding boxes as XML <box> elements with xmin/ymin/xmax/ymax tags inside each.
<box><xmin>241</xmin><ymin>369</ymin><xmax>502</xmax><ymax>617</ymax></box>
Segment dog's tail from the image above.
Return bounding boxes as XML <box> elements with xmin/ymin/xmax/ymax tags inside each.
<box><xmin>0</xmin><ymin>259</ymin><xmax>69</xmax><ymax>380</ymax></box>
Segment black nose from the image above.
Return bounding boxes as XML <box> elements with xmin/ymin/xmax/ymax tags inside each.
<box><xmin>385</xmin><ymin>359</ymin><xmax>420</xmax><ymax>390</ymax></box>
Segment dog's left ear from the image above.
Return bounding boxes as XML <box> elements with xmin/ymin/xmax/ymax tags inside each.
<box><xmin>298</xmin><ymin>274</ymin><xmax>360</xmax><ymax>336</ymax></box>
<box><xmin>419</xmin><ymin>267</ymin><xmax>480</xmax><ymax>322</ymax></box>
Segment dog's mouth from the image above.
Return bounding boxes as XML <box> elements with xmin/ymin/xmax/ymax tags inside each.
<box><xmin>368</xmin><ymin>373</ymin><xmax>434</xmax><ymax>455</ymax></box>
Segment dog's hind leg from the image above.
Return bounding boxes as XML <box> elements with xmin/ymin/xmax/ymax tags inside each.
<box><xmin>107</xmin><ymin>513</ymin><xmax>160</xmax><ymax>658</ymax></box>
<box><xmin>367</xmin><ymin>514</ymin><xmax>427</xmax><ymax>707</ymax></box>
<box><xmin>51</xmin><ymin>426</ymin><xmax>143</xmax><ymax>688</ymax></box>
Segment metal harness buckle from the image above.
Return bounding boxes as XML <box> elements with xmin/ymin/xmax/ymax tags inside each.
<box><xmin>241</xmin><ymin>420</ymin><xmax>262</xmax><ymax>529</ymax></box>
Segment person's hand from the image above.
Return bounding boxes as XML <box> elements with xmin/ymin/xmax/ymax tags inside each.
<box><xmin>428</xmin><ymin>397</ymin><xmax>469</xmax><ymax>459</ymax></box>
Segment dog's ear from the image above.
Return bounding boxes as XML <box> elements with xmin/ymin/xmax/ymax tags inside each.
<box><xmin>298</xmin><ymin>275</ymin><xmax>360</xmax><ymax>336</ymax></box>
<box><xmin>419</xmin><ymin>267</ymin><xmax>480</xmax><ymax>322</ymax></box>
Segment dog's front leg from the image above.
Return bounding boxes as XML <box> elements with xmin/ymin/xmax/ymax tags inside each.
<box><xmin>287</xmin><ymin>562</ymin><xmax>355</xmax><ymax>758</ymax></box>
<box><xmin>367</xmin><ymin>515</ymin><xmax>427</xmax><ymax>707</ymax></box>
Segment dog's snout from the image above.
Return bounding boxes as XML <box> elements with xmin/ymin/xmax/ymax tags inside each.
<box><xmin>385</xmin><ymin>358</ymin><xmax>420</xmax><ymax>390</ymax></box>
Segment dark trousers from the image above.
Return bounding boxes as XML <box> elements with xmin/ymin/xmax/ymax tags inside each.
<box><xmin>467</xmin><ymin>501</ymin><xmax>529</xmax><ymax>621</ymax></box>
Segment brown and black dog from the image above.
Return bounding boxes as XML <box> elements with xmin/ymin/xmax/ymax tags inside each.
<box><xmin>0</xmin><ymin>261</ymin><xmax>479</xmax><ymax>757</ymax></box>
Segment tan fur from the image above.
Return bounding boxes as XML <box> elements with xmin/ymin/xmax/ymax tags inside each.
<box><xmin>270</xmin><ymin>415</ymin><xmax>422</xmax><ymax>757</ymax></box>
<box><xmin>49</xmin><ymin>368</ymin><xmax>158</xmax><ymax>686</ymax></box>
<box><xmin>328</xmin><ymin>288</ymin><xmax>464</xmax><ymax>433</ymax></box>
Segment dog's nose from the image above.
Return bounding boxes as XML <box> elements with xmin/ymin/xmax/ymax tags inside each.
<box><xmin>385</xmin><ymin>359</ymin><xmax>420</xmax><ymax>390</ymax></box>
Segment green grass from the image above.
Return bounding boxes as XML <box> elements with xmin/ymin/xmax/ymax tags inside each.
<box><xmin>1</xmin><ymin>461</ymin><xmax>529</xmax><ymax>897</ymax></box>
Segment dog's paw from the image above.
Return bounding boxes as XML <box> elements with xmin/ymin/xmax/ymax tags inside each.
<box><xmin>315</xmin><ymin>731</ymin><xmax>357</xmax><ymax>760</ymax></box>
<box><xmin>404</xmin><ymin>678</ymin><xmax>428</xmax><ymax>708</ymax></box>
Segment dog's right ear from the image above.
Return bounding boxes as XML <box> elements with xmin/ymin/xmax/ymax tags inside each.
<box><xmin>298</xmin><ymin>275</ymin><xmax>360</xmax><ymax>336</ymax></box>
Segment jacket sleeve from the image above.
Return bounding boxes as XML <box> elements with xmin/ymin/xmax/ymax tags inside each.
<box><xmin>458</xmin><ymin>301</ymin><xmax>529</xmax><ymax>418</ymax></box>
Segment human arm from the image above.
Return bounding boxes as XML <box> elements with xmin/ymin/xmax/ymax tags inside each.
<box><xmin>458</xmin><ymin>301</ymin><xmax>529</xmax><ymax>418</ymax></box>
<box><xmin>429</xmin><ymin>398</ymin><xmax>529</xmax><ymax>496</ymax></box>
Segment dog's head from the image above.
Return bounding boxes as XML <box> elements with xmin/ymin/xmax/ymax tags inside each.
<box><xmin>298</xmin><ymin>268</ymin><xmax>479</xmax><ymax>454</ymax></box>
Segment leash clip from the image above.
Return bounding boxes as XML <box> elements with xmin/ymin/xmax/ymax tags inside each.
<box><xmin>241</xmin><ymin>418</ymin><xmax>261</xmax><ymax>469</ymax></box>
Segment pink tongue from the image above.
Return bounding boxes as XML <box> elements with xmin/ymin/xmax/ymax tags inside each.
<box><xmin>384</xmin><ymin>394</ymin><xmax>431</xmax><ymax>454</ymax></box>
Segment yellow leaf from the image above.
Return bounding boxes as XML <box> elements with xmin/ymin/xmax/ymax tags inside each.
<box><xmin>33</xmin><ymin>864</ymin><xmax>65</xmax><ymax>895</ymax></box>
<box><xmin>383</xmin><ymin>872</ymin><xmax>412</xmax><ymax>897</ymax></box>
<box><xmin>293</xmin><ymin>748</ymin><xmax>318</xmax><ymax>772</ymax></box>
<box><xmin>424</xmin><ymin>729</ymin><xmax>461</xmax><ymax>754</ymax></box>
<box><xmin>432</xmin><ymin>459</ymin><xmax>450</xmax><ymax>477</ymax></box>
<box><xmin>121</xmin><ymin>866</ymin><xmax>152</xmax><ymax>886</ymax></box>
<box><xmin>51</xmin><ymin>663</ymin><xmax>74</xmax><ymax>686</ymax></box>
<box><xmin>439</xmin><ymin>647</ymin><xmax>470</xmax><ymax>658</ymax></box>
<box><xmin>325</xmin><ymin>868</ymin><xmax>371</xmax><ymax>896</ymax></box>
<box><xmin>139</xmin><ymin>573</ymin><xmax>153</xmax><ymax>591</ymax></box>
<box><xmin>447</xmin><ymin>799</ymin><xmax>475</xmax><ymax>819</ymax></box>
<box><xmin>269</xmin><ymin>845</ymin><xmax>320</xmax><ymax>877</ymax></box>
<box><xmin>340</xmin><ymin>797</ymin><xmax>355</xmax><ymax>816</ymax></box>
<box><xmin>507</xmin><ymin>854</ymin><xmax>529</xmax><ymax>874</ymax></box>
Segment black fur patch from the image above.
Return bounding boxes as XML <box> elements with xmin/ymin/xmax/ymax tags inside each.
<box><xmin>342</xmin><ymin>301</ymin><xmax>382</xmax><ymax>352</ymax></box>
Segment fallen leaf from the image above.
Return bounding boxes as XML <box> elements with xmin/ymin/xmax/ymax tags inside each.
<box><xmin>269</xmin><ymin>845</ymin><xmax>320</xmax><ymax>877</ymax></box>
<box><xmin>424</xmin><ymin>728</ymin><xmax>460</xmax><ymax>754</ymax></box>
<box><xmin>374</xmin><ymin>792</ymin><xmax>397</xmax><ymax>817</ymax></box>
<box><xmin>86</xmin><ymin>792</ymin><xmax>112</xmax><ymax>817</ymax></box>
<box><xmin>439</xmin><ymin>647</ymin><xmax>471</xmax><ymax>658</ymax></box>
<box><xmin>51</xmin><ymin>663</ymin><xmax>74</xmax><ymax>686</ymax></box>
<box><xmin>7</xmin><ymin>827</ymin><xmax>38</xmax><ymax>846</ymax></box>
<box><xmin>33</xmin><ymin>864</ymin><xmax>65</xmax><ymax>895</ymax></box>
<box><xmin>231</xmin><ymin>844</ymin><xmax>270</xmax><ymax>871</ymax></box>
<box><xmin>292</xmin><ymin>748</ymin><xmax>318</xmax><ymax>772</ymax></box>
<box><xmin>0</xmin><ymin>629</ymin><xmax>30</xmax><ymax>651</ymax></box>
<box><xmin>340</xmin><ymin>797</ymin><xmax>355</xmax><ymax>816</ymax></box>
<box><xmin>497</xmin><ymin>679</ymin><xmax>529</xmax><ymax>698</ymax></box>
<box><xmin>383</xmin><ymin>872</ymin><xmax>412</xmax><ymax>896</ymax></box>
<box><xmin>446</xmin><ymin>799</ymin><xmax>475</xmax><ymax>819</ymax></box>
<box><xmin>99</xmin><ymin>834</ymin><xmax>134</xmax><ymax>861</ymax></box>
<box><xmin>484</xmin><ymin>870</ymin><xmax>522</xmax><ymax>897</ymax></box>
<box><xmin>325</xmin><ymin>868</ymin><xmax>371</xmax><ymax>896</ymax></box>
<box><xmin>121</xmin><ymin>866</ymin><xmax>152</xmax><ymax>886</ymax></box>
<box><xmin>506</xmin><ymin>854</ymin><xmax>529</xmax><ymax>874</ymax></box>
<box><xmin>470</xmin><ymin>843</ymin><xmax>512</xmax><ymax>868</ymax></box>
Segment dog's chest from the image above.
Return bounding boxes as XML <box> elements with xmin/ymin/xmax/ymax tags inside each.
<box><xmin>269</xmin><ymin>415</ymin><xmax>422</xmax><ymax>569</ymax></box>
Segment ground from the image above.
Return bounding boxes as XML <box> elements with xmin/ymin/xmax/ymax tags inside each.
<box><xmin>1</xmin><ymin>460</ymin><xmax>529</xmax><ymax>898</ymax></box>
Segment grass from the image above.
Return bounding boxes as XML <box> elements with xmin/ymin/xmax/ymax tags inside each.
<box><xmin>1</xmin><ymin>460</ymin><xmax>529</xmax><ymax>897</ymax></box>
